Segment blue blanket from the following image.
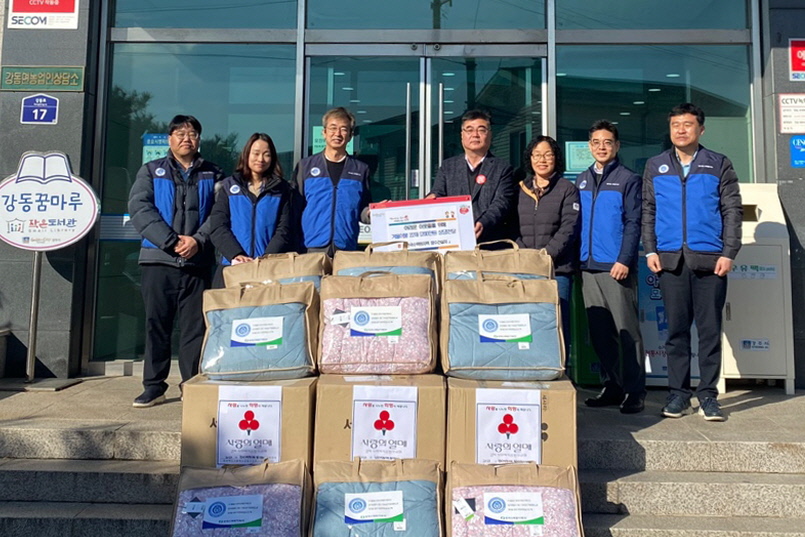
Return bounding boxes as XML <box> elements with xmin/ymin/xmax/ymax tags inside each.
<box><xmin>446</xmin><ymin>302</ymin><xmax>562</xmax><ymax>380</ymax></box>
<box><xmin>313</xmin><ymin>480</ymin><xmax>439</xmax><ymax>537</ymax></box>
<box><xmin>202</xmin><ymin>302</ymin><xmax>313</xmax><ymax>380</ymax></box>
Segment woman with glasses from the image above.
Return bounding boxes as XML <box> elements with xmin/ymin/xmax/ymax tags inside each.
<box><xmin>515</xmin><ymin>135</ymin><xmax>581</xmax><ymax>360</ymax></box>
<box><xmin>208</xmin><ymin>132</ymin><xmax>294</xmax><ymax>287</ymax></box>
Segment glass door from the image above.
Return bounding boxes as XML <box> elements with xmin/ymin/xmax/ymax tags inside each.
<box><xmin>427</xmin><ymin>49</ymin><xmax>546</xmax><ymax>194</ymax></box>
<box><xmin>306</xmin><ymin>46</ymin><xmax>546</xmax><ymax>200</ymax></box>
<box><xmin>307</xmin><ymin>48</ymin><xmax>424</xmax><ymax>201</ymax></box>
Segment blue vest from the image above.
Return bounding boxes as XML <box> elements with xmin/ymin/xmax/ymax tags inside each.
<box><xmin>647</xmin><ymin>149</ymin><xmax>724</xmax><ymax>254</ymax></box>
<box><xmin>141</xmin><ymin>157</ymin><xmax>216</xmax><ymax>249</ymax></box>
<box><xmin>577</xmin><ymin>159</ymin><xmax>640</xmax><ymax>270</ymax></box>
<box><xmin>298</xmin><ymin>153</ymin><xmax>368</xmax><ymax>250</ymax></box>
<box><xmin>220</xmin><ymin>176</ymin><xmax>282</xmax><ymax>265</ymax></box>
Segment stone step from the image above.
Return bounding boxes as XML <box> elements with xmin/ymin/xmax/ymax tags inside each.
<box><xmin>583</xmin><ymin>514</ymin><xmax>805</xmax><ymax>537</ymax></box>
<box><xmin>578</xmin><ymin>436</ymin><xmax>805</xmax><ymax>473</ymax></box>
<box><xmin>580</xmin><ymin>469</ymin><xmax>805</xmax><ymax>518</ymax></box>
<box><xmin>0</xmin><ymin>417</ymin><xmax>180</xmax><ymax>461</ymax></box>
<box><xmin>0</xmin><ymin>502</ymin><xmax>171</xmax><ymax>537</ymax></box>
<box><xmin>0</xmin><ymin>458</ymin><xmax>179</xmax><ymax>504</ymax></box>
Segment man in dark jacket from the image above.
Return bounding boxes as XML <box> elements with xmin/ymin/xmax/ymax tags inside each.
<box><xmin>291</xmin><ymin>107</ymin><xmax>371</xmax><ymax>255</ymax></box>
<box><xmin>578</xmin><ymin>120</ymin><xmax>646</xmax><ymax>414</ymax></box>
<box><xmin>128</xmin><ymin>115</ymin><xmax>223</xmax><ymax>407</ymax></box>
<box><xmin>643</xmin><ymin>103</ymin><xmax>742</xmax><ymax>422</ymax></box>
<box><xmin>426</xmin><ymin>109</ymin><xmax>516</xmax><ymax>244</ymax></box>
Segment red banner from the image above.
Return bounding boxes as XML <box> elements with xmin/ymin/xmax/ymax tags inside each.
<box><xmin>791</xmin><ymin>39</ymin><xmax>805</xmax><ymax>81</ymax></box>
<box><xmin>12</xmin><ymin>0</ymin><xmax>76</xmax><ymax>14</ymax></box>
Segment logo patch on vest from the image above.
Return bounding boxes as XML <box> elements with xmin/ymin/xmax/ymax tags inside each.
<box><xmin>658</xmin><ymin>164</ymin><xmax>669</xmax><ymax>173</ymax></box>
<box><xmin>578</xmin><ymin>179</ymin><xmax>587</xmax><ymax>189</ymax></box>
<box><xmin>311</xmin><ymin>167</ymin><xmax>321</xmax><ymax>177</ymax></box>
<box><xmin>476</xmin><ymin>174</ymin><xmax>487</xmax><ymax>185</ymax></box>
<box><xmin>155</xmin><ymin>167</ymin><xmax>166</xmax><ymax>177</ymax></box>
<box><xmin>573</xmin><ymin>202</ymin><xmax>580</xmax><ymax>211</ymax></box>
<box><xmin>230</xmin><ymin>185</ymin><xmax>241</xmax><ymax>194</ymax></box>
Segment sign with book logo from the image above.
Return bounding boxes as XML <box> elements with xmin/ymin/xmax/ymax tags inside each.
<box><xmin>0</xmin><ymin>151</ymin><xmax>99</xmax><ymax>251</ymax></box>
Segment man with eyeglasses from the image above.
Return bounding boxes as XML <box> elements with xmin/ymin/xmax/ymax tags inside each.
<box><xmin>426</xmin><ymin>109</ymin><xmax>515</xmax><ymax>244</ymax></box>
<box><xmin>643</xmin><ymin>103</ymin><xmax>742</xmax><ymax>422</ymax></box>
<box><xmin>128</xmin><ymin>114</ymin><xmax>223</xmax><ymax>407</ymax></box>
<box><xmin>577</xmin><ymin>120</ymin><xmax>646</xmax><ymax>414</ymax></box>
<box><xmin>291</xmin><ymin>107</ymin><xmax>371</xmax><ymax>255</ymax></box>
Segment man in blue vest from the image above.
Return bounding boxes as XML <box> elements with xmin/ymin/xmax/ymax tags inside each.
<box><xmin>643</xmin><ymin>103</ymin><xmax>742</xmax><ymax>421</ymax></box>
<box><xmin>128</xmin><ymin>115</ymin><xmax>223</xmax><ymax>407</ymax></box>
<box><xmin>578</xmin><ymin>120</ymin><xmax>646</xmax><ymax>414</ymax></box>
<box><xmin>291</xmin><ymin>107</ymin><xmax>371</xmax><ymax>255</ymax></box>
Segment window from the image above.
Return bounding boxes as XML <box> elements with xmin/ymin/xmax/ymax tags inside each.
<box><xmin>307</xmin><ymin>0</ymin><xmax>544</xmax><ymax>29</ymax></box>
<box><xmin>113</xmin><ymin>0</ymin><xmax>297</xmax><ymax>29</ymax></box>
<box><xmin>557</xmin><ymin>45</ymin><xmax>753</xmax><ymax>183</ymax></box>
<box><xmin>95</xmin><ymin>43</ymin><xmax>296</xmax><ymax>360</ymax></box>
<box><xmin>556</xmin><ymin>0</ymin><xmax>748</xmax><ymax>30</ymax></box>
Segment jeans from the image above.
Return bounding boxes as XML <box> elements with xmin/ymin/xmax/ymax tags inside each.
<box><xmin>555</xmin><ymin>273</ymin><xmax>573</xmax><ymax>361</ymax></box>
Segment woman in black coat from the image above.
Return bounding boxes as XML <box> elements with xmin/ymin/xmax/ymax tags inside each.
<box><xmin>515</xmin><ymin>135</ymin><xmax>581</xmax><ymax>358</ymax></box>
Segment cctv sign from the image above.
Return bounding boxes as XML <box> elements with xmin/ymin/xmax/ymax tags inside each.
<box><xmin>792</xmin><ymin>39</ymin><xmax>805</xmax><ymax>82</ymax></box>
<box><xmin>8</xmin><ymin>0</ymin><xmax>79</xmax><ymax>30</ymax></box>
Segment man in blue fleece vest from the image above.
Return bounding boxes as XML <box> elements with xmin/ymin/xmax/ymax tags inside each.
<box><xmin>579</xmin><ymin>120</ymin><xmax>646</xmax><ymax>414</ymax></box>
<box><xmin>643</xmin><ymin>103</ymin><xmax>742</xmax><ymax>422</ymax></box>
<box><xmin>128</xmin><ymin>115</ymin><xmax>223</xmax><ymax>407</ymax></box>
<box><xmin>291</xmin><ymin>107</ymin><xmax>371</xmax><ymax>255</ymax></box>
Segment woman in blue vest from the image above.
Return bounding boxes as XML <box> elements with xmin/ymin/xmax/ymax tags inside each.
<box><xmin>209</xmin><ymin>132</ymin><xmax>294</xmax><ymax>287</ymax></box>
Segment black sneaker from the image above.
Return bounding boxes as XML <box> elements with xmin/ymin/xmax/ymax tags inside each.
<box><xmin>133</xmin><ymin>387</ymin><xmax>166</xmax><ymax>408</ymax></box>
<box><xmin>698</xmin><ymin>397</ymin><xmax>726</xmax><ymax>422</ymax></box>
<box><xmin>661</xmin><ymin>394</ymin><xmax>691</xmax><ymax>418</ymax></box>
<box><xmin>585</xmin><ymin>386</ymin><xmax>625</xmax><ymax>408</ymax></box>
<box><xmin>620</xmin><ymin>393</ymin><xmax>645</xmax><ymax>414</ymax></box>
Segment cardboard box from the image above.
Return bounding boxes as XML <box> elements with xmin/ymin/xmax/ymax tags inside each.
<box><xmin>181</xmin><ymin>374</ymin><xmax>316</xmax><ymax>468</ymax></box>
<box><xmin>313</xmin><ymin>374</ymin><xmax>446</xmax><ymax>466</ymax></box>
<box><xmin>447</xmin><ymin>377</ymin><xmax>577</xmax><ymax>468</ymax></box>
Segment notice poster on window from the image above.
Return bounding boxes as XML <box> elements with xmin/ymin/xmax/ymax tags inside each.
<box><xmin>8</xmin><ymin>0</ymin><xmax>80</xmax><ymax>30</ymax></box>
<box><xmin>369</xmin><ymin>196</ymin><xmax>476</xmax><ymax>251</ymax></box>
<box><xmin>779</xmin><ymin>94</ymin><xmax>805</xmax><ymax>134</ymax></box>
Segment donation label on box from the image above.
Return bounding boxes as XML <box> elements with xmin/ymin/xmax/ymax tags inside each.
<box><xmin>351</xmin><ymin>385</ymin><xmax>418</xmax><ymax>460</ymax></box>
<box><xmin>217</xmin><ymin>385</ymin><xmax>282</xmax><ymax>466</ymax></box>
<box><xmin>369</xmin><ymin>196</ymin><xmax>476</xmax><ymax>251</ymax></box>
<box><xmin>475</xmin><ymin>388</ymin><xmax>542</xmax><ymax>465</ymax></box>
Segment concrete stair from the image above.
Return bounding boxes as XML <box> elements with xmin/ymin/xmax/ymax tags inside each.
<box><xmin>577</xmin><ymin>385</ymin><xmax>805</xmax><ymax>537</ymax></box>
<box><xmin>0</xmin><ymin>375</ymin><xmax>181</xmax><ymax>536</ymax></box>
<box><xmin>1</xmin><ymin>376</ymin><xmax>804</xmax><ymax>536</ymax></box>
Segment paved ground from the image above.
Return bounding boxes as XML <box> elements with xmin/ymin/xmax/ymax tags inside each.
<box><xmin>0</xmin><ymin>373</ymin><xmax>801</xmax><ymax>448</ymax></box>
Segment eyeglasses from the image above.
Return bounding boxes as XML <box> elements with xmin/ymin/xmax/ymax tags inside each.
<box><xmin>531</xmin><ymin>152</ymin><xmax>555</xmax><ymax>161</ymax></box>
<box><xmin>325</xmin><ymin>126</ymin><xmax>351</xmax><ymax>135</ymax></box>
<box><xmin>590</xmin><ymin>139</ymin><xmax>615</xmax><ymax>148</ymax></box>
<box><xmin>462</xmin><ymin>126</ymin><xmax>490</xmax><ymax>135</ymax></box>
<box><xmin>172</xmin><ymin>131</ymin><xmax>199</xmax><ymax>140</ymax></box>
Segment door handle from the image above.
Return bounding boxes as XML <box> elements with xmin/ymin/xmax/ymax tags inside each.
<box><xmin>405</xmin><ymin>82</ymin><xmax>412</xmax><ymax>200</ymax></box>
<box><xmin>438</xmin><ymin>82</ymin><xmax>444</xmax><ymax>166</ymax></box>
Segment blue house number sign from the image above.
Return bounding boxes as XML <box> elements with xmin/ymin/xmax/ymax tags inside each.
<box><xmin>20</xmin><ymin>93</ymin><xmax>59</xmax><ymax>125</ymax></box>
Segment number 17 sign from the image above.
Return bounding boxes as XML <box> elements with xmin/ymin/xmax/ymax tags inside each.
<box><xmin>21</xmin><ymin>93</ymin><xmax>59</xmax><ymax>125</ymax></box>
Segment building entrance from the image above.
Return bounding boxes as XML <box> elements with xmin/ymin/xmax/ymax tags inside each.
<box><xmin>306</xmin><ymin>45</ymin><xmax>546</xmax><ymax>201</ymax></box>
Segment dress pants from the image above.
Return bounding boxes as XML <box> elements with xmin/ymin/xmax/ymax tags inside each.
<box><xmin>658</xmin><ymin>262</ymin><xmax>727</xmax><ymax>400</ymax></box>
<box><xmin>582</xmin><ymin>270</ymin><xmax>645</xmax><ymax>395</ymax></box>
<box><xmin>140</xmin><ymin>263</ymin><xmax>210</xmax><ymax>392</ymax></box>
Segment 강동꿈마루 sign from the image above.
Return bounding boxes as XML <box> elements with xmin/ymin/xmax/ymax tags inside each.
<box><xmin>0</xmin><ymin>151</ymin><xmax>99</xmax><ymax>251</ymax></box>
